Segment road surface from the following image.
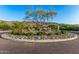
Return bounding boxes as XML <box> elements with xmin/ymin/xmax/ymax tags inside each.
<box><xmin>0</xmin><ymin>32</ymin><xmax>79</xmax><ymax>54</ymax></box>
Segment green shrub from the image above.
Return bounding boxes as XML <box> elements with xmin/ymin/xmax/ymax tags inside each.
<box><xmin>47</xmin><ymin>32</ymin><xmax>53</xmax><ymax>35</ymax></box>
<box><xmin>54</xmin><ymin>32</ymin><xmax>59</xmax><ymax>35</ymax></box>
<box><xmin>0</xmin><ymin>25</ymin><xmax>13</xmax><ymax>30</ymax></box>
<box><xmin>11</xmin><ymin>29</ymin><xmax>34</xmax><ymax>36</ymax></box>
<box><xmin>25</xmin><ymin>32</ymin><xmax>34</xmax><ymax>36</ymax></box>
<box><xmin>61</xmin><ymin>30</ymin><xmax>67</xmax><ymax>34</ymax></box>
<box><xmin>54</xmin><ymin>31</ymin><xmax>62</xmax><ymax>35</ymax></box>
<box><xmin>48</xmin><ymin>24</ymin><xmax>58</xmax><ymax>30</ymax></box>
<box><xmin>33</xmin><ymin>26</ymin><xmax>40</xmax><ymax>31</ymax></box>
<box><xmin>36</xmin><ymin>31</ymin><xmax>46</xmax><ymax>35</ymax></box>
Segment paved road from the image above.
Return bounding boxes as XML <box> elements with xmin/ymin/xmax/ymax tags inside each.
<box><xmin>0</xmin><ymin>32</ymin><xmax>79</xmax><ymax>54</ymax></box>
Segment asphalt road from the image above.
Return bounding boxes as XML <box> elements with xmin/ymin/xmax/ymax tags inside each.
<box><xmin>0</xmin><ymin>32</ymin><xmax>79</xmax><ymax>54</ymax></box>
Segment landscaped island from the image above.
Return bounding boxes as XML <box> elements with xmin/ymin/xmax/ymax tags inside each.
<box><xmin>0</xmin><ymin>9</ymin><xmax>78</xmax><ymax>42</ymax></box>
<box><xmin>0</xmin><ymin>21</ymin><xmax>77</xmax><ymax>42</ymax></box>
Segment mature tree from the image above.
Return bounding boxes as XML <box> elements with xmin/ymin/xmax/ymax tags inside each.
<box><xmin>45</xmin><ymin>9</ymin><xmax>57</xmax><ymax>22</ymax></box>
<box><xmin>24</xmin><ymin>9</ymin><xmax>56</xmax><ymax>23</ymax></box>
<box><xmin>35</xmin><ymin>9</ymin><xmax>46</xmax><ymax>22</ymax></box>
<box><xmin>23</xmin><ymin>9</ymin><xmax>34</xmax><ymax>22</ymax></box>
<box><xmin>24</xmin><ymin>8</ymin><xmax>59</xmax><ymax>31</ymax></box>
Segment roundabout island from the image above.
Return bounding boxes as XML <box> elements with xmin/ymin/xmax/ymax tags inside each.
<box><xmin>0</xmin><ymin>5</ymin><xmax>79</xmax><ymax>54</ymax></box>
<box><xmin>1</xmin><ymin>32</ymin><xmax>78</xmax><ymax>42</ymax></box>
<box><xmin>0</xmin><ymin>8</ymin><xmax>78</xmax><ymax>43</ymax></box>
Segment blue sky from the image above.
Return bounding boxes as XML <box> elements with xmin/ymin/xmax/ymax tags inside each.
<box><xmin>0</xmin><ymin>5</ymin><xmax>79</xmax><ymax>24</ymax></box>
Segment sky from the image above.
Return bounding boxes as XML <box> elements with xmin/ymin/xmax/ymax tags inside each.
<box><xmin>0</xmin><ymin>5</ymin><xmax>79</xmax><ymax>24</ymax></box>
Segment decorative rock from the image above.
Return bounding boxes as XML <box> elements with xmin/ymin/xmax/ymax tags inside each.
<box><xmin>1</xmin><ymin>33</ymin><xmax>78</xmax><ymax>42</ymax></box>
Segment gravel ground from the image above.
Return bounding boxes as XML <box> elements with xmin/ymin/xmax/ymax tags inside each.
<box><xmin>1</xmin><ymin>33</ymin><xmax>75</xmax><ymax>40</ymax></box>
<box><xmin>0</xmin><ymin>32</ymin><xmax>79</xmax><ymax>54</ymax></box>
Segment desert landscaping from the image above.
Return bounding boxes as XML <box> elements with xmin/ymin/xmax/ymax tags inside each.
<box><xmin>0</xmin><ymin>6</ymin><xmax>79</xmax><ymax>54</ymax></box>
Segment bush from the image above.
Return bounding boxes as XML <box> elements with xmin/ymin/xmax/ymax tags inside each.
<box><xmin>33</xmin><ymin>26</ymin><xmax>41</xmax><ymax>31</ymax></box>
<box><xmin>36</xmin><ymin>31</ymin><xmax>46</xmax><ymax>35</ymax></box>
<box><xmin>48</xmin><ymin>24</ymin><xmax>58</xmax><ymax>30</ymax></box>
<box><xmin>24</xmin><ymin>32</ymin><xmax>34</xmax><ymax>36</ymax></box>
<box><xmin>0</xmin><ymin>25</ymin><xmax>13</xmax><ymax>30</ymax></box>
<box><xmin>54</xmin><ymin>32</ymin><xmax>60</xmax><ymax>35</ymax></box>
<box><xmin>11</xmin><ymin>29</ymin><xmax>34</xmax><ymax>36</ymax></box>
<box><xmin>11</xmin><ymin>30</ymin><xmax>21</xmax><ymax>35</ymax></box>
<box><xmin>47</xmin><ymin>32</ymin><xmax>53</xmax><ymax>35</ymax></box>
<box><xmin>61</xmin><ymin>30</ymin><xmax>67</xmax><ymax>34</ymax></box>
<box><xmin>54</xmin><ymin>31</ymin><xmax>62</xmax><ymax>35</ymax></box>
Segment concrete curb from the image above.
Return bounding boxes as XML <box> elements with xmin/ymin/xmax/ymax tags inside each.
<box><xmin>1</xmin><ymin>33</ymin><xmax>78</xmax><ymax>42</ymax></box>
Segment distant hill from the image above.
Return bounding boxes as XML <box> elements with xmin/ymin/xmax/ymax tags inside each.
<box><xmin>1</xmin><ymin>20</ymin><xmax>79</xmax><ymax>26</ymax></box>
<box><xmin>0</xmin><ymin>20</ymin><xmax>59</xmax><ymax>26</ymax></box>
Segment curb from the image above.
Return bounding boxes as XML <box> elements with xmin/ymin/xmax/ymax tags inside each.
<box><xmin>1</xmin><ymin>33</ymin><xmax>78</xmax><ymax>42</ymax></box>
